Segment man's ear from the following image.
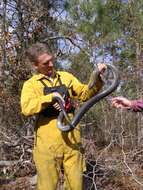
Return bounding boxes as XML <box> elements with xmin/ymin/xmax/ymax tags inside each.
<box><xmin>34</xmin><ymin>65</ymin><xmax>38</xmax><ymax>69</ymax></box>
<box><xmin>33</xmin><ymin>64</ymin><xmax>39</xmax><ymax>72</ymax></box>
<box><xmin>34</xmin><ymin>63</ymin><xmax>38</xmax><ymax>69</ymax></box>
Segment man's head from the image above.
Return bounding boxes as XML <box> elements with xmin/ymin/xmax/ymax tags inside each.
<box><xmin>27</xmin><ymin>43</ymin><xmax>55</xmax><ymax>77</ymax></box>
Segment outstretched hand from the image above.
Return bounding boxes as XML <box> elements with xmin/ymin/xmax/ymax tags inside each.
<box><xmin>111</xmin><ymin>96</ymin><xmax>132</xmax><ymax>109</ymax></box>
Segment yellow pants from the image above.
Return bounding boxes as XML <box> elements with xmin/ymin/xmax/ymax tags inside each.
<box><xmin>33</xmin><ymin>117</ymin><xmax>85</xmax><ymax>190</ymax></box>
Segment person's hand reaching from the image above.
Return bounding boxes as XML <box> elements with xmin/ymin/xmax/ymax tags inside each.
<box><xmin>111</xmin><ymin>96</ymin><xmax>132</xmax><ymax>109</ymax></box>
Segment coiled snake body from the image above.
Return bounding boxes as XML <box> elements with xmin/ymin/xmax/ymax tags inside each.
<box><xmin>54</xmin><ymin>64</ymin><xmax>120</xmax><ymax>132</ymax></box>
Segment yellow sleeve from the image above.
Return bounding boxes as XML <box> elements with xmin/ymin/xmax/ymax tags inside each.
<box><xmin>69</xmin><ymin>73</ymin><xmax>103</xmax><ymax>102</ymax></box>
<box><xmin>20</xmin><ymin>80</ymin><xmax>53</xmax><ymax>116</ymax></box>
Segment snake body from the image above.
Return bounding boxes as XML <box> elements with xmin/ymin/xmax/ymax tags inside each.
<box><xmin>55</xmin><ymin>64</ymin><xmax>120</xmax><ymax>132</ymax></box>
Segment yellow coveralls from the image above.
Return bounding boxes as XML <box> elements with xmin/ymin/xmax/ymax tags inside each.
<box><xmin>21</xmin><ymin>71</ymin><xmax>103</xmax><ymax>190</ymax></box>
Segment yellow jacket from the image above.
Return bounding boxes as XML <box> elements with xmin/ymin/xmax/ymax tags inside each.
<box><xmin>20</xmin><ymin>70</ymin><xmax>103</xmax><ymax>190</ymax></box>
<box><xmin>21</xmin><ymin>71</ymin><xmax>103</xmax><ymax>117</ymax></box>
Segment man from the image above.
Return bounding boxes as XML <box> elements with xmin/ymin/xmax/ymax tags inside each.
<box><xmin>21</xmin><ymin>42</ymin><xmax>106</xmax><ymax>190</ymax></box>
<box><xmin>112</xmin><ymin>97</ymin><xmax>143</xmax><ymax>112</ymax></box>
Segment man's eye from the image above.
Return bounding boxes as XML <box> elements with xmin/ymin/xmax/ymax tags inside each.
<box><xmin>43</xmin><ymin>62</ymin><xmax>49</xmax><ymax>65</ymax></box>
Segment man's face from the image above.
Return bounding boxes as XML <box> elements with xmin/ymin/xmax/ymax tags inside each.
<box><xmin>35</xmin><ymin>53</ymin><xmax>54</xmax><ymax>77</ymax></box>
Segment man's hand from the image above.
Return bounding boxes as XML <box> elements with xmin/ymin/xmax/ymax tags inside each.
<box><xmin>52</xmin><ymin>92</ymin><xmax>65</xmax><ymax>111</ymax></box>
<box><xmin>97</xmin><ymin>63</ymin><xmax>107</xmax><ymax>75</ymax></box>
<box><xmin>111</xmin><ymin>96</ymin><xmax>132</xmax><ymax>109</ymax></box>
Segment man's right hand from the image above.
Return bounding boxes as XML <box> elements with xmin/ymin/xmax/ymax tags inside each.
<box><xmin>52</xmin><ymin>92</ymin><xmax>65</xmax><ymax>111</ymax></box>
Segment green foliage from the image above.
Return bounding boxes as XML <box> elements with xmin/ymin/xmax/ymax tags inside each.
<box><xmin>68</xmin><ymin>50</ymin><xmax>92</xmax><ymax>82</ymax></box>
<box><xmin>120</xmin><ymin>49</ymin><xmax>136</xmax><ymax>60</ymax></box>
<box><xmin>66</xmin><ymin>0</ymin><xmax>124</xmax><ymax>43</ymax></box>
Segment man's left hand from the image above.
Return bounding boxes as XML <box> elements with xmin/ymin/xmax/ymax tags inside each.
<box><xmin>97</xmin><ymin>63</ymin><xmax>107</xmax><ymax>74</ymax></box>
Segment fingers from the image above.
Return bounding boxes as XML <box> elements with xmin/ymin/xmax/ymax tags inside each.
<box><xmin>112</xmin><ymin>99</ymin><xmax>124</xmax><ymax>108</ymax></box>
<box><xmin>53</xmin><ymin>92</ymin><xmax>65</xmax><ymax>105</ymax></box>
<box><xmin>112</xmin><ymin>97</ymin><xmax>127</xmax><ymax>102</ymax></box>
<box><xmin>53</xmin><ymin>102</ymin><xmax>62</xmax><ymax>111</ymax></box>
<box><xmin>111</xmin><ymin>96</ymin><xmax>131</xmax><ymax>108</ymax></box>
<box><xmin>52</xmin><ymin>92</ymin><xmax>65</xmax><ymax>111</ymax></box>
<box><xmin>112</xmin><ymin>101</ymin><xmax>125</xmax><ymax>108</ymax></box>
<box><xmin>97</xmin><ymin>63</ymin><xmax>107</xmax><ymax>74</ymax></box>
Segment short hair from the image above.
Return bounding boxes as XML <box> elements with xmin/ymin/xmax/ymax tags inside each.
<box><xmin>26</xmin><ymin>42</ymin><xmax>51</xmax><ymax>63</ymax></box>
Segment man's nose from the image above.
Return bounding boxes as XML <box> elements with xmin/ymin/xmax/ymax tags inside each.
<box><xmin>48</xmin><ymin>60</ymin><xmax>53</xmax><ymax>66</ymax></box>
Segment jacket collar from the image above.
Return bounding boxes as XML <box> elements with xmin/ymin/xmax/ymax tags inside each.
<box><xmin>35</xmin><ymin>71</ymin><xmax>60</xmax><ymax>81</ymax></box>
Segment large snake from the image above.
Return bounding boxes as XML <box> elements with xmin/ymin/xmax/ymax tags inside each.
<box><xmin>53</xmin><ymin>64</ymin><xmax>120</xmax><ymax>132</ymax></box>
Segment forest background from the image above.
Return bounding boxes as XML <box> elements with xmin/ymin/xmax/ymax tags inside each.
<box><xmin>0</xmin><ymin>0</ymin><xmax>143</xmax><ymax>189</ymax></box>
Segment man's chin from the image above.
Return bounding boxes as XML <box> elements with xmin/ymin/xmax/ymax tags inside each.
<box><xmin>47</xmin><ymin>71</ymin><xmax>54</xmax><ymax>77</ymax></box>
